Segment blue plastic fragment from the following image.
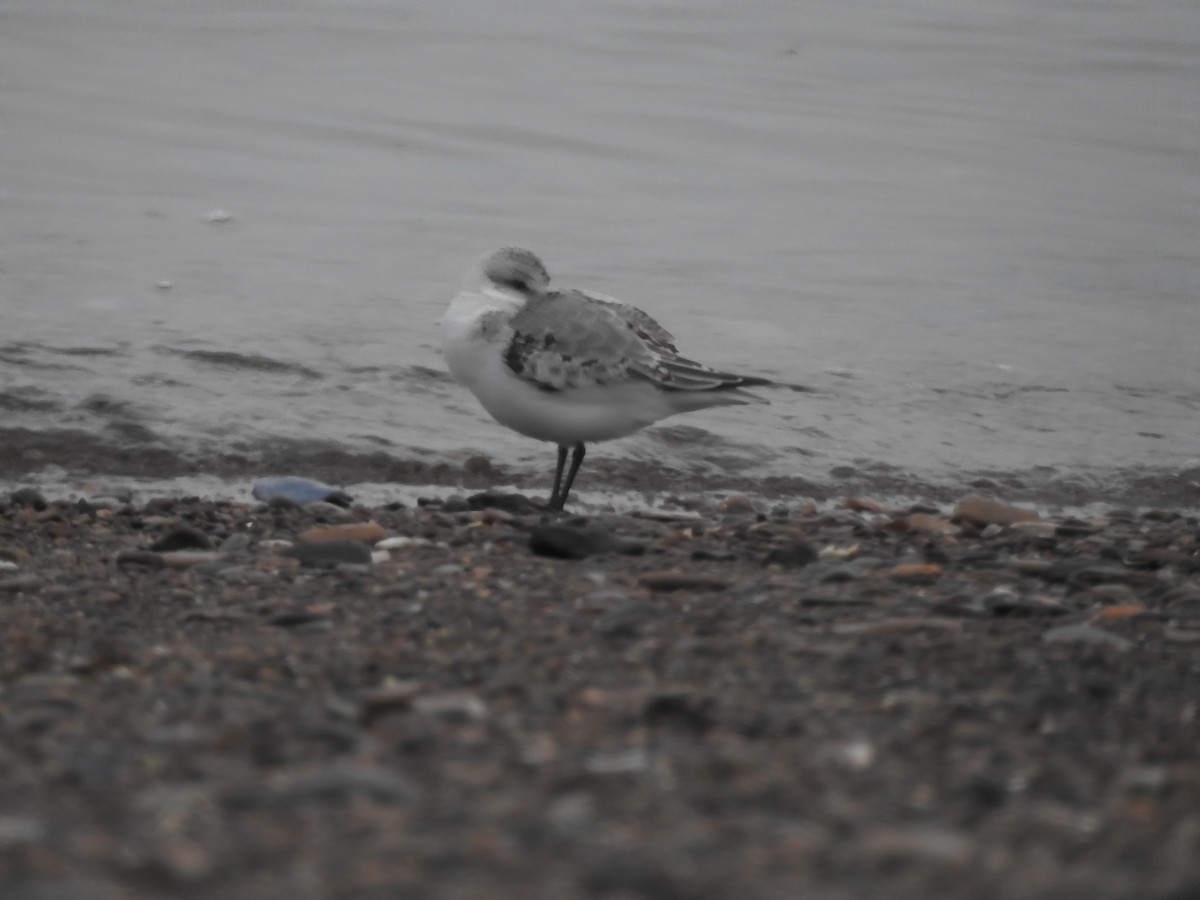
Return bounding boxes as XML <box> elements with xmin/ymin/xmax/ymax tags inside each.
<box><xmin>251</xmin><ymin>476</ymin><xmax>351</xmax><ymax>506</ymax></box>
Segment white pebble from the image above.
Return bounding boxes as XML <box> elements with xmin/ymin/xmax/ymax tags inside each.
<box><xmin>375</xmin><ymin>536</ymin><xmax>431</xmax><ymax>550</ymax></box>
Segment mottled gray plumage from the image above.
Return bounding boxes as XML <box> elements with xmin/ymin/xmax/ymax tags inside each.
<box><xmin>504</xmin><ymin>289</ymin><xmax>771</xmax><ymax>394</ymax></box>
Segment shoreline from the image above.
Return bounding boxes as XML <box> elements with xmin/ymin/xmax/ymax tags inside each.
<box><xmin>3</xmin><ymin>427</ymin><xmax>1199</xmax><ymax>514</ymax></box>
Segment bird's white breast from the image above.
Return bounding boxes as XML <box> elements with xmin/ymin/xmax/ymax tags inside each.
<box><xmin>440</xmin><ymin>288</ymin><xmax>674</xmax><ymax>444</ymax></box>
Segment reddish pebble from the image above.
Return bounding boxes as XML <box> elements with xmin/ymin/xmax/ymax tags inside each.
<box><xmin>845</xmin><ymin>498</ymin><xmax>885</xmax><ymax>513</ymax></box>
<box><xmin>952</xmin><ymin>494</ymin><xmax>1039</xmax><ymax>527</ymax></box>
<box><xmin>298</xmin><ymin>522</ymin><xmax>390</xmax><ymax>544</ymax></box>
<box><xmin>892</xmin><ymin>514</ymin><xmax>959</xmax><ymax>535</ymax></box>
<box><xmin>717</xmin><ymin>495</ymin><xmax>758</xmax><ymax>514</ymax></box>
<box><xmin>1090</xmin><ymin>604</ymin><xmax>1147</xmax><ymax>623</ymax></box>
<box><xmin>890</xmin><ymin>563</ymin><xmax>944</xmax><ymax>583</ymax></box>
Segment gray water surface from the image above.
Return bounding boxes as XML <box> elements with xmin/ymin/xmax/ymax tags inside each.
<box><xmin>3</xmin><ymin>0</ymin><xmax>1198</xmax><ymax>493</ymax></box>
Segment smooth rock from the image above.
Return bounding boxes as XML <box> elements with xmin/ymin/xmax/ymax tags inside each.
<box><xmin>0</xmin><ymin>574</ymin><xmax>44</xmax><ymax>593</ymax></box>
<box><xmin>160</xmin><ymin>551</ymin><xmax>226</xmax><ymax>570</ymax></box>
<box><xmin>268</xmin><ymin>604</ymin><xmax>333</xmax><ymax>627</ymax></box>
<box><xmin>856</xmin><ymin>826</ymin><xmax>974</xmax><ymax>867</ymax></box>
<box><xmin>275</xmin><ymin>764</ymin><xmax>418</xmax><ymax>806</ymax></box>
<box><xmin>717</xmin><ymin>494</ymin><xmax>758</xmax><ymax>514</ymax></box>
<box><xmin>1089</xmin><ymin>604</ymin><xmax>1148</xmax><ymax>623</ymax></box>
<box><xmin>529</xmin><ymin>524</ymin><xmax>644</xmax><ymax>560</ymax></box>
<box><xmin>638</xmin><ymin>571</ymin><xmax>730</xmax><ymax>592</ymax></box>
<box><xmin>832</xmin><ymin>617</ymin><xmax>963</xmax><ymax>636</ymax></box>
<box><xmin>690</xmin><ymin>546</ymin><xmax>738</xmax><ymax>562</ymax></box>
<box><xmin>1008</xmin><ymin>521</ymin><xmax>1059</xmax><ymax>539</ymax></box>
<box><xmin>985</xmin><ymin>591</ymin><xmax>1068</xmax><ymax>617</ymax></box>
<box><xmin>10</xmin><ymin>488</ymin><xmax>47</xmax><ymax>511</ymax></box>
<box><xmin>298</xmin><ymin>522</ymin><xmax>390</xmax><ymax>545</ymax></box>
<box><xmin>252</xmin><ymin>476</ymin><xmax>352</xmax><ymax>507</ymax></box>
<box><xmin>1039</xmin><ymin>558</ymin><xmax>1103</xmax><ymax>584</ymax></box>
<box><xmin>1066</xmin><ymin>566</ymin><xmax>1160</xmax><ymax>588</ymax></box>
<box><xmin>93</xmin><ymin>486</ymin><xmax>134</xmax><ymax>503</ymax></box>
<box><xmin>889</xmin><ymin>563</ymin><xmax>944</xmax><ymax>583</ymax></box>
<box><xmin>375</xmin><ymin>535</ymin><xmax>432</xmax><ymax>550</ymax></box>
<box><xmin>115</xmin><ymin>549</ymin><xmax>165</xmax><ymax>569</ymax></box>
<box><xmin>219</xmin><ymin>532</ymin><xmax>253</xmax><ymax>555</ymax></box>
<box><xmin>1042</xmin><ymin>624</ymin><xmax>1135</xmax><ymax>650</ymax></box>
<box><xmin>412</xmin><ymin>691</ymin><xmax>488</xmax><ymax>722</ymax></box>
<box><xmin>598</xmin><ymin>600</ymin><xmax>665</xmax><ymax>638</ymax></box>
<box><xmin>844</xmin><ymin>497</ymin><xmax>885</xmax><ymax>513</ymax></box>
<box><xmin>150</xmin><ymin>525</ymin><xmax>212</xmax><ymax>552</ymax></box>
<box><xmin>359</xmin><ymin>677</ymin><xmax>420</xmax><ymax>722</ymax></box>
<box><xmin>952</xmin><ymin>494</ymin><xmax>1039</xmax><ymax>527</ymax></box>
<box><xmin>467</xmin><ymin>491</ymin><xmax>539</xmax><ymax>513</ymax></box>
<box><xmin>900</xmin><ymin>513</ymin><xmax>959</xmax><ymax>535</ymax></box>
<box><xmin>763</xmin><ymin>541</ymin><xmax>819</xmax><ymax>569</ymax></box>
<box><xmin>1163</xmin><ymin>627</ymin><xmax>1200</xmax><ymax>644</ymax></box>
<box><xmin>283</xmin><ymin>540</ymin><xmax>372</xmax><ymax>568</ymax></box>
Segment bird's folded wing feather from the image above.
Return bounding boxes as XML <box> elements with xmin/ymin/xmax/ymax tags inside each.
<box><xmin>504</xmin><ymin>290</ymin><xmax>769</xmax><ymax>392</ymax></box>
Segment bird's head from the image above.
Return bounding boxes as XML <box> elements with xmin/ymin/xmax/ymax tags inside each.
<box><xmin>472</xmin><ymin>247</ymin><xmax>551</xmax><ymax>296</ymax></box>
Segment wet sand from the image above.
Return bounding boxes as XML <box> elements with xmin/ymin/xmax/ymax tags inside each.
<box><xmin>1</xmin><ymin>486</ymin><xmax>1198</xmax><ymax>899</ymax></box>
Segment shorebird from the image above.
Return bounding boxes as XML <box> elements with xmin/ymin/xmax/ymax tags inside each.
<box><xmin>441</xmin><ymin>247</ymin><xmax>776</xmax><ymax>510</ymax></box>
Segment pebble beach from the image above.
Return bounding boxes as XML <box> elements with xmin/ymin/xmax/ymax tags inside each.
<box><xmin>2</xmin><ymin>483</ymin><xmax>1198</xmax><ymax>899</ymax></box>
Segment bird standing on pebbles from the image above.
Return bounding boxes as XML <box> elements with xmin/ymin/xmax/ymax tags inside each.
<box><xmin>441</xmin><ymin>247</ymin><xmax>775</xmax><ymax>509</ymax></box>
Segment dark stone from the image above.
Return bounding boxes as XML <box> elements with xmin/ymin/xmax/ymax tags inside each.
<box><xmin>10</xmin><ymin>488</ymin><xmax>47</xmax><ymax>510</ymax></box>
<box><xmin>763</xmin><ymin>540</ymin><xmax>819</xmax><ymax>568</ymax></box>
<box><xmin>1039</xmin><ymin>558</ymin><xmax>1102</xmax><ymax>584</ymax></box>
<box><xmin>269</xmin><ymin>608</ymin><xmax>332</xmax><ymax>627</ymax></box>
<box><xmin>467</xmin><ymin>491</ymin><xmax>539</xmax><ymax>513</ymax></box>
<box><xmin>923</xmin><ymin>542</ymin><xmax>953</xmax><ymax>565</ymax></box>
<box><xmin>463</xmin><ymin>455</ymin><xmax>503</xmax><ymax>479</ymax></box>
<box><xmin>283</xmin><ymin>541</ymin><xmax>372</xmax><ymax>568</ymax></box>
<box><xmin>441</xmin><ymin>495</ymin><xmax>471</xmax><ymax>513</ymax></box>
<box><xmin>115</xmin><ymin>550</ymin><xmax>164</xmax><ymax>569</ymax></box>
<box><xmin>529</xmin><ymin>524</ymin><xmax>644</xmax><ymax>560</ymax></box>
<box><xmin>985</xmin><ymin>594</ymin><xmax>1069</xmax><ymax>617</ymax></box>
<box><xmin>1056</xmin><ymin>520</ymin><xmax>1102</xmax><ymax>538</ymax></box>
<box><xmin>816</xmin><ymin>564</ymin><xmax>861</xmax><ymax>583</ymax></box>
<box><xmin>1067</xmin><ymin>566</ymin><xmax>1161</xmax><ymax>589</ymax></box>
<box><xmin>643</xmin><ymin>692</ymin><xmax>716</xmax><ymax>734</ymax></box>
<box><xmin>150</xmin><ymin>524</ymin><xmax>212</xmax><ymax>552</ymax></box>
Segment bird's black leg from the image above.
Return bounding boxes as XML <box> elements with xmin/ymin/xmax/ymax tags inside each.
<box><xmin>557</xmin><ymin>443</ymin><xmax>587</xmax><ymax>510</ymax></box>
<box><xmin>549</xmin><ymin>444</ymin><xmax>569</xmax><ymax>509</ymax></box>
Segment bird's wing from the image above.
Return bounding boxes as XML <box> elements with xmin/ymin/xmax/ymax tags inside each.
<box><xmin>504</xmin><ymin>290</ymin><xmax>772</xmax><ymax>393</ymax></box>
<box><xmin>582</xmin><ymin>291</ymin><xmax>681</xmax><ymax>354</ymax></box>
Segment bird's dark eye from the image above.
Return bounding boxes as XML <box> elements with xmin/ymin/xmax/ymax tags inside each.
<box><xmin>498</xmin><ymin>275</ymin><xmax>530</xmax><ymax>292</ymax></box>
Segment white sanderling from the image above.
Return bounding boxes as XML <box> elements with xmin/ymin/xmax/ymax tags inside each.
<box><xmin>441</xmin><ymin>247</ymin><xmax>776</xmax><ymax>509</ymax></box>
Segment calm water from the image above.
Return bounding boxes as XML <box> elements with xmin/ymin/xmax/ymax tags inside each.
<box><xmin>2</xmin><ymin>0</ymin><xmax>1198</xmax><ymax>493</ymax></box>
